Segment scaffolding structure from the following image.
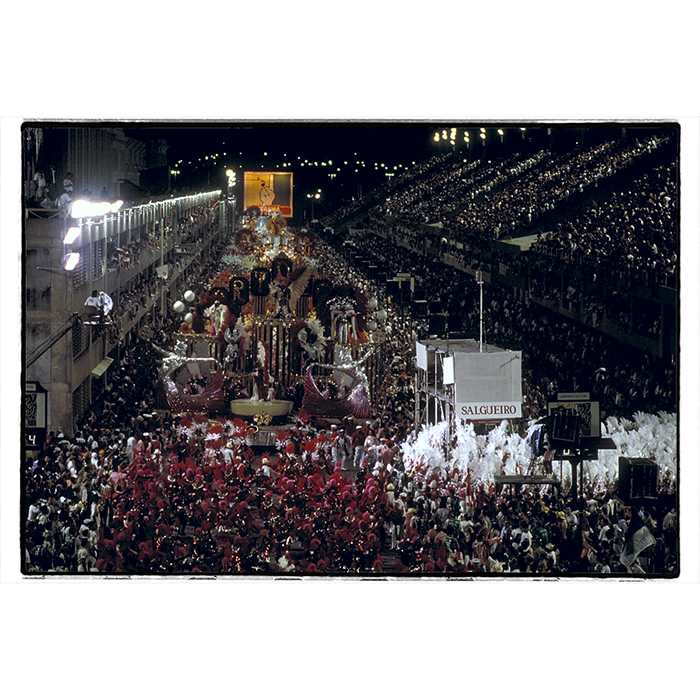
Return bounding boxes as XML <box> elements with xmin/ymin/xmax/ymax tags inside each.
<box><xmin>414</xmin><ymin>339</ymin><xmax>456</xmax><ymax>428</ymax></box>
<box><xmin>414</xmin><ymin>337</ymin><xmax>523</xmax><ymax>432</ymax></box>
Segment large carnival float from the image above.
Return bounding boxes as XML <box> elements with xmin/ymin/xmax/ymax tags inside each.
<box><xmin>157</xmin><ymin>210</ymin><xmax>390</xmax><ymax>426</ymax></box>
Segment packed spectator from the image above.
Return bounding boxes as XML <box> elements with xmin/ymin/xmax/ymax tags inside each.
<box><xmin>531</xmin><ymin>162</ymin><xmax>678</xmax><ymax>283</ymax></box>
<box><xmin>342</xmin><ymin>230</ymin><xmax>675</xmax><ymax>417</ymax></box>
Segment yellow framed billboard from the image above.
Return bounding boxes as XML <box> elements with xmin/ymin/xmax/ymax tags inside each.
<box><xmin>243</xmin><ymin>171</ymin><xmax>294</xmax><ymax>218</ymax></box>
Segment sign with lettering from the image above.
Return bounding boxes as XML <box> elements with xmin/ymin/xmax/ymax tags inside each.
<box><xmin>454</xmin><ymin>350</ymin><xmax>522</xmax><ymax>421</ymax></box>
<box><xmin>458</xmin><ymin>402</ymin><xmax>521</xmax><ymax>419</ymax></box>
<box><xmin>556</xmin><ymin>392</ymin><xmax>591</xmax><ymax>401</ymax></box>
<box><xmin>25</xmin><ymin>381</ymin><xmax>47</xmax><ymax>450</ymax></box>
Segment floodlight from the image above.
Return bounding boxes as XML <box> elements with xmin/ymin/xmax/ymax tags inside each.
<box><xmin>62</xmin><ymin>252</ymin><xmax>80</xmax><ymax>271</ymax></box>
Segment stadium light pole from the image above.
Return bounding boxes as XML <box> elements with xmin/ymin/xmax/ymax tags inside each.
<box><xmin>477</xmin><ymin>270</ymin><xmax>484</xmax><ymax>352</ymax></box>
<box><xmin>306</xmin><ymin>191</ymin><xmax>321</xmax><ymax>220</ymax></box>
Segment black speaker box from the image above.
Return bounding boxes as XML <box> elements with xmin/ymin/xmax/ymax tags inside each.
<box><xmin>550</xmin><ymin>411</ymin><xmax>581</xmax><ymax>446</ymax></box>
<box><xmin>618</xmin><ymin>458</ymin><xmax>659</xmax><ymax>501</ymax></box>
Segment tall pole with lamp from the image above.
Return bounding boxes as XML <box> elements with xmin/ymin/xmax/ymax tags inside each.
<box><xmin>306</xmin><ymin>190</ymin><xmax>321</xmax><ymax>221</ymax></box>
<box><xmin>477</xmin><ymin>269</ymin><xmax>484</xmax><ymax>352</ymax></box>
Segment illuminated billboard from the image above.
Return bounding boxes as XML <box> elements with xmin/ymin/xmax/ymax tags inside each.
<box><xmin>243</xmin><ymin>171</ymin><xmax>294</xmax><ymax>217</ymax></box>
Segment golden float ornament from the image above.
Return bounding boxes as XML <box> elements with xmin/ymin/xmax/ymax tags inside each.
<box><xmin>253</xmin><ymin>413</ymin><xmax>273</xmax><ymax>426</ymax></box>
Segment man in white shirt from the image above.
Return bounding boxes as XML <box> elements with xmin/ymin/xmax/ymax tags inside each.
<box><xmin>27</xmin><ymin>502</ymin><xmax>42</xmax><ymax>523</ymax></box>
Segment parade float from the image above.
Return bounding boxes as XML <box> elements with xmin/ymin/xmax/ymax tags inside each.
<box><xmin>158</xmin><ymin>210</ymin><xmax>390</xmax><ymax>426</ymax></box>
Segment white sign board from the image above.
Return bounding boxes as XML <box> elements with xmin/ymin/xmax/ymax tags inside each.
<box><xmin>453</xmin><ymin>350</ymin><xmax>522</xmax><ymax>420</ymax></box>
<box><xmin>442</xmin><ymin>356</ymin><xmax>454</xmax><ymax>386</ymax></box>
<box><xmin>416</xmin><ymin>341</ymin><xmax>428</xmax><ymax>371</ymax></box>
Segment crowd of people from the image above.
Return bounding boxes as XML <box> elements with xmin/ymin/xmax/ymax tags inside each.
<box><xmin>22</xmin><ymin>218</ymin><xmax>678</xmax><ymax>576</ymax></box>
<box><xmin>23</xmin><ymin>208</ymin><xmax>230</xmax><ymax>573</ymax></box>
<box><xmin>24</xmin><ymin>338</ymin><xmax>162</xmax><ymax>572</ymax></box>
<box><xmin>531</xmin><ymin>162</ymin><xmax>678</xmax><ymax>284</ymax></box>
<box><xmin>321</xmin><ymin>152</ymin><xmax>454</xmax><ymax>229</ymax></box>
<box><xmin>23</xmin><ymin>134</ymin><xmax>679</xmax><ymax>576</ymax></box>
<box><xmin>58</xmin><ymin>414</ymin><xmax>677</xmax><ymax>575</ymax></box>
<box><xmin>343</xmin><ymin>230</ymin><xmax>675</xmax><ymax>417</ymax></box>
<box><xmin>25</xmin><ymin>169</ymin><xmax>74</xmax><ymax>211</ymax></box>
<box><xmin>366</xmin><ymin>191</ymin><xmax>672</xmax><ymax>342</ymax></box>
<box><xmin>374</xmin><ymin>135</ymin><xmax>669</xmax><ymax>241</ymax></box>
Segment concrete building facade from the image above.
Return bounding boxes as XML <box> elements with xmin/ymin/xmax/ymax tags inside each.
<box><xmin>25</xmin><ymin>189</ymin><xmax>235</xmax><ymax>437</ymax></box>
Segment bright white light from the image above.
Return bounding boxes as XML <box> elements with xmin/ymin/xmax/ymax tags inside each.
<box><xmin>110</xmin><ymin>200</ymin><xmax>124</xmax><ymax>212</ymax></box>
<box><xmin>225</xmin><ymin>169</ymin><xmax>234</xmax><ymax>178</ymax></box>
<box><xmin>63</xmin><ymin>227</ymin><xmax>81</xmax><ymax>245</ymax></box>
<box><xmin>314</xmin><ymin>193</ymin><xmax>321</xmax><ymax>200</ymax></box>
<box><xmin>70</xmin><ymin>200</ymin><xmax>120</xmax><ymax>218</ymax></box>
<box><xmin>480</xmin><ymin>133</ymin><xmax>486</xmax><ymax>139</ymax></box>
<box><xmin>497</xmin><ymin>128</ymin><xmax>504</xmax><ymax>136</ymax></box>
<box><xmin>62</xmin><ymin>252</ymin><xmax>80</xmax><ymax>271</ymax></box>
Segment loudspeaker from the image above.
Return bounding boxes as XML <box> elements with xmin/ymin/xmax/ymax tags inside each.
<box><xmin>618</xmin><ymin>458</ymin><xmax>659</xmax><ymax>501</ymax></box>
<box><xmin>550</xmin><ymin>410</ymin><xmax>581</xmax><ymax>446</ymax></box>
